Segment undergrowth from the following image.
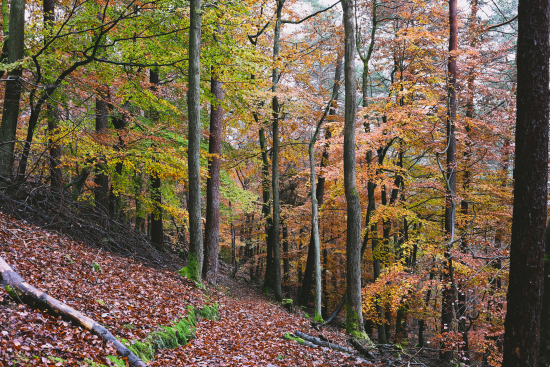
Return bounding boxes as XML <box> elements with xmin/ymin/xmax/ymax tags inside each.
<box><xmin>120</xmin><ymin>304</ymin><xmax>219</xmax><ymax>362</ymax></box>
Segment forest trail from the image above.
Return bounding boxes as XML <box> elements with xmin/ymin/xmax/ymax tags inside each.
<box><xmin>0</xmin><ymin>211</ymin><xmax>372</xmax><ymax>366</ymax></box>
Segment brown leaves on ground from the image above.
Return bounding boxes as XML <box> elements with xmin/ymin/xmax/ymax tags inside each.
<box><xmin>0</xmin><ymin>212</ymin><xmax>374</xmax><ymax>366</ymax></box>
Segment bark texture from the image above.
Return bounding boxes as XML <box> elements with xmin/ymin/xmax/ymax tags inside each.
<box><xmin>341</xmin><ymin>0</ymin><xmax>365</xmax><ymax>338</ymax></box>
<box><xmin>440</xmin><ymin>0</ymin><xmax>457</xmax><ymax>363</ymax></box>
<box><xmin>149</xmin><ymin>69</ymin><xmax>164</xmax><ymax>251</ymax></box>
<box><xmin>502</xmin><ymin>0</ymin><xmax>549</xmax><ymax>365</ymax></box>
<box><xmin>187</xmin><ymin>0</ymin><xmax>204</xmax><ymax>280</ymax></box>
<box><xmin>204</xmin><ymin>69</ymin><xmax>223</xmax><ymax>285</ymax></box>
<box><xmin>0</xmin><ymin>0</ymin><xmax>26</xmax><ymax>182</ymax></box>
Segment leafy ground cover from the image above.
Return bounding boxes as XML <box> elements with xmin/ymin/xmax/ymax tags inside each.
<box><xmin>0</xmin><ymin>212</ymin><xmax>374</xmax><ymax>366</ymax></box>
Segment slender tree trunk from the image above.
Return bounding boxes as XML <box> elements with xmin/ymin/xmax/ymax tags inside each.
<box><xmin>228</xmin><ymin>201</ymin><xmax>236</xmax><ymax>270</ymax></box>
<box><xmin>268</xmin><ymin>0</ymin><xmax>284</xmax><ymax>302</ymax></box>
<box><xmin>260</xmin><ymin>126</ymin><xmax>274</xmax><ymax>291</ymax></box>
<box><xmin>204</xmin><ymin>65</ymin><xmax>223</xmax><ymax>284</ymax></box>
<box><xmin>300</xmin><ymin>57</ymin><xmax>342</xmax><ymax>307</ymax></box>
<box><xmin>94</xmin><ymin>88</ymin><xmax>109</xmax><ymax>210</ymax></box>
<box><xmin>282</xmin><ymin>224</ymin><xmax>290</xmax><ymax>295</ymax></box>
<box><xmin>43</xmin><ymin>0</ymin><xmax>62</xmax><ymax>188</ymax></box>
<box><xmin>440</xmin><ymin>0</ymin><xmax>458</xmax><ymax>363</ymax></box>
<box><xmin>0</xmin><ymin>0</ymin><xmax>25</xmax><ymax>182</ymax></box>
<box><xmin>502</xmin><ymin>0</ymin><xmax>549</xmax><ymax>365</ymax></box>
<box><xmin>341</xmin><ymin>0</ymin><xmax>367</xmax><ymax>340</ymax></box>
<box><xmin>147</xmin><ymin>70</ymin><xmax>163</xmax><ymax>251</ymax></box>
<box><xmin>186</xmin><ymin>0</ymin><xmax>203</xmax><ymax>280</ymax></box>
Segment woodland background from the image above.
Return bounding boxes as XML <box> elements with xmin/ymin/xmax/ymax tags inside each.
<box><xmin>0</xmin><ymin>0</ymin><xmax>527</xmax><ymax>365</ymax></box>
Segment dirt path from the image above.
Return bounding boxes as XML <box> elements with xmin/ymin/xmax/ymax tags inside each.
<box><xmin>151</xmin><ymin>265</ymin><xmax>374</xmax><ymax>366</ymax></box>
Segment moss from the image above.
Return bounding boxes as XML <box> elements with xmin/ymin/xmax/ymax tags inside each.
<box><xmin>303</xmin><ymin>312</ymin><xmax>310</xmax><ymax>319</ymax></box>
<box><xmin>283</xmin><ymin>332</ymin><xmax>305</xmax><ymax>345</ymax></box>
<box><xmin>282</xmin><ymin>299</ymin><xmax>293</xmax><ymax>306</ymax></box>
<box><xmin>179</xmin><ymin>253</ymin><xmax>200</xmax><ymax>282</ymax></box>
<box><xmin>106</xmin><ymin>356</ymin><xmax>126</xmax><ymax>367</ymax></box>
<box><xmin>93</xmin><ymin>262</ymin><xmax>103</xmax><ymax>273</ymax></box>
<box><xmin>116</xmin><ymin>304</ymin><xmax>218</xmax><ymax>362</ymax></box>
<box><xmin>261</xmin><ymin>285</ymin><xmax>270</xmax><ymax>296</ymax></box>
<box><xmin>4</xmin><ymin>285</ymin><xmax>18</xmax><ymax>300</ymax></box>
<box><xmin>313</xmin><ymin>311</ymin><xmax>324</xmax><ymax>323</ymax></box>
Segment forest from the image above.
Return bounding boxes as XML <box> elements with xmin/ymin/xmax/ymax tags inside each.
<box><xmin>0</xmin><ymin>0</ymin><xmax>547</xmax><ymax>365</ymax></box>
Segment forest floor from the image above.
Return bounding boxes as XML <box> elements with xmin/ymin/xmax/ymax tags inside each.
<box><xmin>0</xmin><ymin>211</ymin><xmax>378</xmax><ymax>366</ymax></box>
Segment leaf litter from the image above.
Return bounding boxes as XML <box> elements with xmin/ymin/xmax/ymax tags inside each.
<box><xmin>0</xmin><ymin>212</ymin><xmax>376</xmax><ymax>366</ymax></box>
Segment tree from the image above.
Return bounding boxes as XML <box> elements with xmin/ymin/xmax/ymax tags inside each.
<box><xmin>440</xmin><ymin>0</ymin><xmax>458</xmax><ymax>363</ymax></box>
<box><xmin>204</xmin><ymin>47</ymin><xmax>224</xmax><ymax>285</ymax></box>
<box><xmin>0</xmin><ymin>0</ymin><xmax>25</xmax><ymax>183</ymax></box>
<box><xmin>502</xmin><ymin>0</ymin><xmax>549</xmax><ymax>364</ymax></box>
<box><xmin>341</xmin><ymin>0</ymin><xmax>367</xmax><ymax>340</ymax></box>
<box><xmin>186</xmin><ymin>0</ymin><xmax>203</xmax><ymax>281</ymax></box>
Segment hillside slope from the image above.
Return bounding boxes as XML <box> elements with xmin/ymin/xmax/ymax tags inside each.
<box><xmin>0</xmin><ymin>212</ymin><xmax>372</xmax><ymax>366</ymax></box>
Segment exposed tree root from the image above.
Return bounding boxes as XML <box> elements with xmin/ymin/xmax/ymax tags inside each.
<box><xmin>0</xmin><ymin>256</ymin><xmax>146</xmax><ymax>367</ymax></box>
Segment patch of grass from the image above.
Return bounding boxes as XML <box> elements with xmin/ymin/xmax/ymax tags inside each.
<box><xmin>196</xmin><ymin>303</ymin><xmax>219</xmax><ymax>321</ymax></box>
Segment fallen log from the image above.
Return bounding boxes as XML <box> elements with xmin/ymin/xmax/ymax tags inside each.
<box><xmin>294</xmin><ymin>330</ymin><xmax>356</xmax><ymax>354</ymax></box>
<box><xmin>348</xmin><ymin>338</ymin><xmax>378</xmax><ymax>361</ymax></box>
<box><xmin>0</xmin><ymin>256</ymin><xmax>146</xmax><ymax>367</ymax></box>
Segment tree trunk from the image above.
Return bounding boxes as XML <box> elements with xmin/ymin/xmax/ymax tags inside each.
<box><xmin>204</xmin><ymin>65</ymin><xmax>223</xmax><ymax>285</ymax></box>
<box><xmin>268</xmin><ymin>0</ymin><xmax>284</xmax><ymax>302</ymax></box>
<box><xmin>283</xmin><ymin>224</ymin><xmax>290</xmax><ymax>295</ymax></box>
<box><xmin>230</xmin><ymin>201</ymin><xmax>237</xmax><ymax>274</ymax></box>
<box><xmin>341</xmin><ymin>0</ymin><xmax>366</xmax><ymax>339</ymax></box>
<box><xmin>44</xmin><ymin>0</ymin><xmax>62</xmax><ymax>188</ymax></box>
<box><xmin>0</xmin><ymin>0</ymin><xmax>25</xmax><ymax>182</ymax></box>
<box><xmin>299</xmin><ymin>57</ymin><xmax>342</xmax><ymax>307</ymax></box>
<box><xmin>0</xmin><ymin>256</ymin><xmax>146</xmax><ymax>367</ymax></box>
<box><xmin>260</xmin><ymin>126</ymin><xmax>274</xmax><ymax>291</ymax></box>
<box><xmin>502</xmin><ymin>0</ymin><xmax>549</xmax><ymax>364</ymax></box>
<box><xmin>440</xmin><ymin>0</ymin><xmax>458</xmax><ymax>363</ymax></box>
<box><xmin>94</xmin><ymin>88</ymin><xmax>110</xmax><ymax>210</ymax></box>
<box><xmin>186</xmin><ymin>0</ymin><xmax>203</xmax><ymax>281</ymax></box>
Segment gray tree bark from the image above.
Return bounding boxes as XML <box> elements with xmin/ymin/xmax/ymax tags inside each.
<box><xmin>204</xmin><ymin>64</ymin><xmax>223</xmax><ymax>285</ymax></box>
<box><xmin>341</xmin><ymin>0</ymin><xmax>366</xmax><ymax>339</ymax></box>
<box><xmin>186</xmin><ymin>0</ymin><xmax>204</xmax><ymax>280</ymax></box>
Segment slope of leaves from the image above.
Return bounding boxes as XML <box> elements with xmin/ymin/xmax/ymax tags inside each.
<box><xmin>0</xmin><ymin>211</ymin><xmax>374</xmax><ymax>366</ymax></box>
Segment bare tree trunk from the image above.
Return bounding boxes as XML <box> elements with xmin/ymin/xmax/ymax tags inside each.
<box><xmin>230</xmin><ymin>201</ymin><xmax>237</xmax><ymax>274</ymax></box>
<box><xmin>502</xmin><ymin>0</ymin><xmax>549</xmax><ymax>364</ymax></box>
<box><xmin>0</xmin><ymin>0</ymin><xmax>25</xmax><ymax>182</ymax></box>
<box><xmin>268</xmin><ymin>0</ymin><xmax>284</xmax><ymax>302</ymax></box>
<box><xmin>44</xmin><ymin>0</ymin><xmax>62</xmax><ymax>188</ymax></box>
<box><xmin>341</xmin><ymin>0</ymin><xmax>367</xmax><ymax>340</ymax></box>
<box><xmin>440</xmin><ymin>0</ymin><xmax>458</xmax><ymax>363</ymax></box>
<box><xmin>148</xmin><ymin>69</ymin><xmax>163</xmax><ymax>251</ymax></box>
<box><xmin>186</xmin><ymin>0</ymin><xmax>203</xmax><ymax>280</ymax></box>
<box><xmin>204</xmin><ymin>64</ymin><xmax>223</xmax><ymax>285</ymax></box>
<box><xmin>299</xmin><ymin>57</ymin><xmax>342</xmax><ymax>307</ymax></box>
<box><xmin>94</xmin><ymin>88</ymin><xmax>110</xmax><ymax>210</ymax></box>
